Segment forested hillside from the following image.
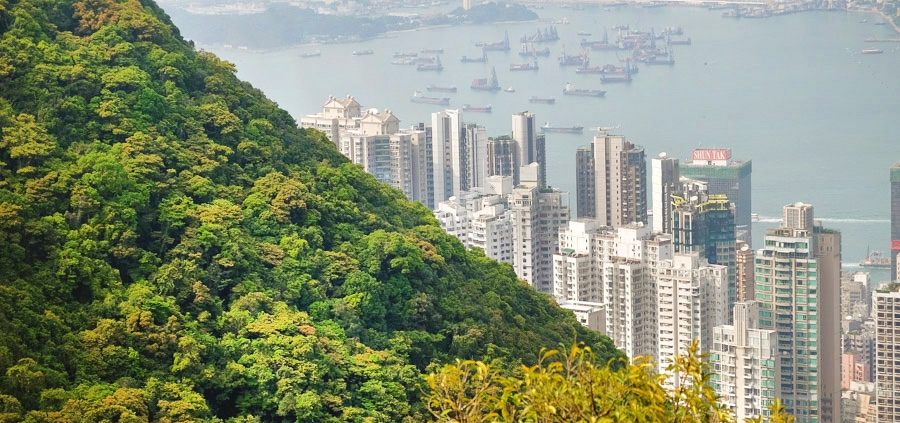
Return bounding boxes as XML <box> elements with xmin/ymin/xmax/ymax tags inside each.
<box><xmin>0</xmin><ymin>0</ymin><xmax>620</xmax><ymax>421</ymax></box>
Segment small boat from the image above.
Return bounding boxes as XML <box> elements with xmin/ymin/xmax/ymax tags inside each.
<box><xmin>862</xmin><ymin>48</ymin><xmax>884</xmax><ymax>54</ymax></box>
<box><xmin>300</xmin><ymin>50</ymin><xmax>321</xmax><ymax>58</ymax></box>
<box><xmin>505</xmin><ymin>86</ymin><xmax>516</xmax><ymax>92</ymax></box>
<box><xmin>352</xmin><ymin>50</ymin><xmax>374</xmax><ymax>56</ymax></box>
<box><xmin>529</xmin><ymin>96</ymin><xmax>556</xmax><ymax>104</ymax></box>
<box><xmin>410</xmin><ymin>91</ymin><xmax>450</xmax><ymax>105</ymax></box>
<box><xmin>462</xmin><ymin>104</ymin><xmax>492</xmax><ymax>113</ymax></box>
<box><xmin>426</xmin><ymin>85</ymin><xmax>457</xmax><ymax>92</ymax></box>
<box><xmin>540</xmin><ymin>122</ymin><xmax>583</xmax><ymax>133</ymax></box>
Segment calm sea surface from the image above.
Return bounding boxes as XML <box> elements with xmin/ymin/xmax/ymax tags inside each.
<box><xmin>170</xmin><ymin>5</ymin><xmax>900</xmax><ymax>279</ymax></box>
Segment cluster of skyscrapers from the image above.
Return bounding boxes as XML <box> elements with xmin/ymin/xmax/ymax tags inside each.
<box><xmin>302</xmin><ymin>95</ymin><xmax>900</xmax><ymax>423</ymax></box>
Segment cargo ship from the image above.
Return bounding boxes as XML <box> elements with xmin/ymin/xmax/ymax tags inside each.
<box><xmin>860</xmin><ymin>249</ymin><xmax>892</xmax><ymax>268</ymax></box>
<box><xmin>421</xmin><ymin>48</ymin><xmax>444</xmax><ymax>54</ymax></box>
<box><xmin>426</xmin><ymin>85</ymin><xmax>457</xmax><ymax>92</ymax></box>
<box><xmin>417</xmin><ymin>56</ymin><xmax>443</xmax><ymax>71</ymax></box>
<box><xmin>541</xmin><ymin>123</ymin><xmax>584</xmax><ymax>133</ymax></box>
<box><xmin>563</xmin><ymin>82</ymin><xmax>606</xmax><ymax>97</ymax></box>
<box><xmin>668</xmin><ymin>37</ymin><xmax>692</xmax><ymax>46</ymax></box>
<box><xmin>862</xmin><ymin>48</ymin><xmax>884</xmax><ymax>54</ymax></box>
<box><xmin>641</xmin><ymin>52</ymin><xmax>675</xmax><ymax>65</ymax></box>
<box><xmin>410</xmin><ymin>91</ymin><xmax>450</xmax><ymax>105</ymax></box>
<box><xmin>461</xmin><ymin>51</ymin><xmax>488</xmax><ymax>63</ymax></box>
<box><xmin>481</xmin><ymin>31</ymin><xmax>511</xmax><ymax>51</ymax></box>
<box><xmin>529</xmin><ymin>96</ymin><xmax>556</xmax><ymax>104</ymax></box>
<box><xmin>471</xmin><ymin>66</ymin><xmax>501</xmax><ymax>91</ymax></box>
<box><xmin>300</xmin><ymin>50</ymin><xmax>321</xmax><ymax>58</ymax></box>
<box><xmin>510</xmin><ymin>61</ymin><xmax>539</xmax><ymax>71</ymax></box>
<box><xmin>559</xmin><ymin>45</ymin><xmax>589</xmax><ymax>66</ymax></box>
<box><xmin>462</xmin><ymin>104</ymin><xmax>492</xmax><ymax>113</ymax></box>
<box><xmin>352</xmin><ymin>50</ymin><xmax>374</xmax><ymax>56</ymax></box>
<box><xmin>392</xmin><ymin>58</ymin><xmax>416</xmax><ymax>65</ymax></box>
<box><xmin>393</xmin><ymin>51</ymin><xmax>418</xmax><ymax>58</ymax></box>
<box><xmin>519</xmin><ymin>44</ymin><xmax>551</xmax><ymax>57</ymax></box>
<box><xmin>520</xmin><ymin>26</ymin><xmax>559</xmax><ymax>43</ymax></box>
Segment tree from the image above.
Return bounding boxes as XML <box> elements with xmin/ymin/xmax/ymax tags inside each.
<box><xmin>425</xmin><ymin>341</ymin><xmax>790</xmax><ymax>423</ymax></box>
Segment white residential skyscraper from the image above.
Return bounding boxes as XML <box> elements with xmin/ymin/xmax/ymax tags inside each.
<box><xmin>553</xmin><ymin>220</ymin><xmax>671</xmax><ymax>359</ymax></box>
<box><xmin>874</xmin><ymin>284</ymin><xmax>900</xmax><ymax>423</ymax></box>
<box><xmin>432</xmin><ymin>110</ymin><xmax>464</xmax><ymax>206</ymax></box>
<box><xmin>711</xmin><ymin>301</ymin><xmax>781</xmax><ymax>422</ymax></box>
<box><xmin>651</xmin><ymin>153</ymin><xmax>679</xmax><ymax>233</ymax></box>
<box><xmin>656</xmin><ymin>252</ymin><xmax>727</xmax><ymax>378</ymax></box>
<box><xmin>512</xmin><ymin>167</ymin><xmax>569</xmax><ymax>294</ymax></box>
<box><xmin>755</xmin><ymin>203</ymin><xmax>842</xmax><ymax>423</ymax></box>
<box><xmin>511</xmin><ymin>111</ymin><xmax>545</xmax><ymax>187</ymax></box>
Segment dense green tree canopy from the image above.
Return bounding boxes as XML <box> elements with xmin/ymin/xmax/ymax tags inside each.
<box><xmin>0</xmin><ymin>0</ymin><xmax>621</xmax><ymax>421</ymax></box>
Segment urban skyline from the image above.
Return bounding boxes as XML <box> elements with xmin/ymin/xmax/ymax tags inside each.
<box><xmin>301</xmin><ymin>94</ymin><xmax>898</xmax><ymax>423</ymax></box>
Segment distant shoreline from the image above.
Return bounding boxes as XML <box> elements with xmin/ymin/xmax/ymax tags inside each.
<box><xmin>199</xmin><ymin>3</ymin><xmax>900</xmax><ymax>53</ymax></box>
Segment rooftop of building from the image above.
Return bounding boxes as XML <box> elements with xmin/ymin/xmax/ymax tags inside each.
<box><xmin>892</xmin><ymin>161</ymin><xmax>900</xmax><ymax>182</ymax></box>
<box><xmin>876</xmin><ymin>282</ymin><xmax>900</xmax><ymax>294</ymax></box>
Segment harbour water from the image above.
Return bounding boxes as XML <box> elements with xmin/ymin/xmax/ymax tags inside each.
<box><xmin>175</xmin><ymin>5</ymin><xmax>900</xmax><ymax>280</ymax></box>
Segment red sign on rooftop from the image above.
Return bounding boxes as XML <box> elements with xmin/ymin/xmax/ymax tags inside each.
<box><xmin>892</xmin><ymin>239</ymin><xmax>900</xmax><ymax>251</ymax></box>
<box><xmin>692</xmin><ymin>149</ymin><xmax>732</xmax><ymax>161</ymax></box>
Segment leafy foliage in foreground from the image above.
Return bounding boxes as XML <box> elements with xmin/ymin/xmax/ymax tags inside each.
<box><xmin>0</xmin><ymin>0</ymin><xmax>620</xmax><ymax>421</ymax></box>
<box><xmin>425</xmin><ymin>342</ymin><xmax>793</xmax><ymax>423</ymax></box>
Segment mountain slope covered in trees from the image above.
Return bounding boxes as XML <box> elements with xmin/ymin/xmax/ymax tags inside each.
<box><xmin>0</xmin><ymin>0</ymin><xmax>621</xmax><ymax>421</ymax></box>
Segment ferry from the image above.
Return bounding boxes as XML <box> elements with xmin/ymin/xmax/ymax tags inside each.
<box><xmin>352</xmin><ymin>50</ymin><xmax>374</xmax><ymax>56</ymax></box>
<box><xmin>300</xmin><ymin>50</ymin><xmax>321</xmax><ymax>58</ymax></box>
<box><xmin>751</xmin><ymin>213</ymin><xmax>759</xmax><ymax>222</ymax></box>
<box><xmin>529</xmin><ymin>96</ymin><xmax>556</xmax><ymax>104</ymax></box>
<box><xmin>540</xmin><ymin>123</ymin><xmax>584</xmax><ymax>133</ymax></box>
<box><xmin>410</xmin><ymin>91</ymin><xmax>450</xmax><ymax>105</ymax></box>
<box><xmin>862</xmin><ymin>48</ymin><xmax>884</xmax><ymax>54</ymax></box>
<box><xmin>510</xmin><ymin>61</ymin><xmax>539</xmax><ymax>71</ymax></box>
<box><xmin>563</xmin><ymin>82</ymin><xmax>606</xmax><ymax>97</ymax></box>
<box><xmin>426</xmin><ymin>84</ymin><xmax>457</xmax><ymax>92</ymax></box>
<box><xmin>462</xmin><ymin>104</ymin><xmax>492</xmax><ymax>113</ymax></box>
